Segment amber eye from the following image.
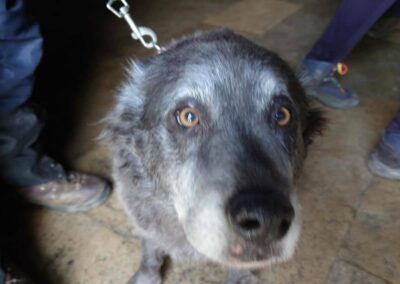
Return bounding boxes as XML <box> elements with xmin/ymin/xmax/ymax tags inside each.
<box><xmin>177</xmin><ymin>107</ymin><xmax>200</xmax><ymax>128</ymax></box>
<box><xmin>275</xmin><ymin>107</ymin><xmax>291</xmax><ymax>126</ymax></box>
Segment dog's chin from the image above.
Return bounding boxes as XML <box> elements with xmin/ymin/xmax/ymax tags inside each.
<box><xmin>210</xmin><ymin>247</ymin><xmax>296</xmax><ymax>271</ymax></box>
<box><xmin>193</xmin><ymin>239</ymin><xmax>297</xmax><ymax>270</ymax></box>
<box><xmin>215</xmin><ymin>241</ymin><xmax>298</xmax><ymax>270</ymax></box>
<box><xmin>220</xmin><ymin>256</ymin><xmax>282</xmax><ymax>270</ymax></box>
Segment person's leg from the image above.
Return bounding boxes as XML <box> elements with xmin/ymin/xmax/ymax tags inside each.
<box><xmin>0</xmin><ymin>0</ymin><xmax>50</xmax><ymax>187</ymax></box>
<box><xmin>381</xmin><ymin>0</ymin><xmax>400</xmax><ymax>20</ymax></box>
<box><xmin>300</xmin><ymin>0</ymin><xmax>398</xmax><ymax>109</ymax></box>
<box><xmin>0</xmin><ymin>0</ymin><xmax>42</xmax><ymax>114</ymax></box>
<box><xmin>0</xmin><ymin>0</ymin><xmax>110</xmax><ymax>212</ymax></box>
<box><xmin>306</xmin><ymin>0</ymin><xmax>398</xmax><ymax>63</ymax></box>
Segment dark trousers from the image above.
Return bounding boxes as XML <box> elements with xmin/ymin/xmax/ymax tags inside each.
<box><xmin>0</xmin><ymin>0</ymin><xmax>63</xmax><ymax>188</ymax></box>
<box><xmin>306</xmin><ymin>0</ymin><xmax>400</xmax><ymax>63</ymax></box>
<box><xmin>0</xmin><ymin>0</ymin><xmax>42</xmax><ymax>115</ymax></box>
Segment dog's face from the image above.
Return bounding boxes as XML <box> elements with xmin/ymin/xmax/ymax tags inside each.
<box><xmin>105</xmin><ymin>29</ymin><xmax>323</xmax><ymax>268</ymax></box>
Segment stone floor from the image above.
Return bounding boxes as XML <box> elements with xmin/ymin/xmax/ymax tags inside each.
<box><xmin>6</xmin><ymin>0</ymin><xmax>400</xmax><ymax>283</ymax></box>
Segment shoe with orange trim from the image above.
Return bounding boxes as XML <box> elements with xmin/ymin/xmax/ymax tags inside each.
<box><xmin>299</xmin><ymin>59</ymin><xmax>359</xmax><ymax>109</ymax></box>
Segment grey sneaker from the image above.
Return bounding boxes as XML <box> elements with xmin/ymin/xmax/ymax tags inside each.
<box><xmin>368</xmin><ymin>132</ymin><xmax>400</xmax><ymax>180</ymax></box>
<box><xmin>299</xmin><ymin>59</ymin><xmax>359</xmax><ymax>109</ymax></box>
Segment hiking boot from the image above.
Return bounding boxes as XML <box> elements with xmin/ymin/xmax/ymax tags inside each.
<box><xmin>4</xmin><ymin>153</ymin><xmax>111</xmax><ymax>213</ymax></box>
<box><xmin>0</xmin><ymin>108</ymin><xmax>110</xmax><ymax>212</ymax></box>
<box><xmin>368</xmin><ymin>132</ymin><xmax>400</xmax><ymax>180</ymax></box>
<box><xmin>299</xmin><ymin>59</ymin><xmax>359</xmax><ymax>109</ymax></box>
<box><xmin>18</xmin><ymin>171</ymin><xmax>110</xmax><ymax>213</ymax></box>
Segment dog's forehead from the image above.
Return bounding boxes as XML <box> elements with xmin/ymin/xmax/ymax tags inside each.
<box><xmin>153</xmin><ymin>52</ymin><xmax>290</xmax><ymax>115</ymax></box>
<box><xmin>172</xmin><ymin>58</ymin><xmax>288</xmax><ymax>109</ymax></box>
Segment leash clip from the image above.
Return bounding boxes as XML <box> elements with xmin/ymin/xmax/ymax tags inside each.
<box><xmin>106</xmin><ymin>0</ymin><xmax>164</xmax><ymax>53</ymax></box>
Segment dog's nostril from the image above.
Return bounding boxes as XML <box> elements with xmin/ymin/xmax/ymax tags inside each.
<box><xmin>238</xmin><ymin>218</ymin><xmax>261</xmax><ymax>232</ymax></box>
<box><xmin>232</xmin><ymin>208</ymin><xmax>265</xmax><ymax>239</ymax></box>
<box><xmin>278</xmin><ymin>219</ymin><xmax>291</xmax><ymax>238</ymax></box>
<box><xmin>277</xmin><ymin>205</ymin><xmax>295</xmax><ymax>239</ymax></box>
<box><xmin>235</xmin><ymin>214</ymin><xmax>264</xmax><ymax>239</ymax></box>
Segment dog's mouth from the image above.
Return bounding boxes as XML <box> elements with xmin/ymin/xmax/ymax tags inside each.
<box><xmin>219</xmin><ymin>231</ymin><xmax>287</xmax><ymax>269</ymax></box>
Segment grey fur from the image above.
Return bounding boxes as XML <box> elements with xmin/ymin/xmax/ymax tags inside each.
<box><xmin>102</xmin><ymin>29</ymin><xmax>323</xmax><ymax>283</ymax></box>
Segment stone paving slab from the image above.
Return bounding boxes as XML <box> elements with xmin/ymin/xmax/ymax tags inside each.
<box><xmin>326</xmin><ymin>259</ymin><xmax>389</xmax><ymax>284</ymax></box>
<box><xmin>30</xmin><ymin>210</ymin><xmax>140</xmax><ymax>284</ymax></box>
<box><xmin>339</xmin><ymin>179</ymin><xmax>400</xmax><ymax>284</ymax></box>
<box><xmin>204</xmin><ymin>0</ymin><xmax>301</xmax><ymax>35</ymax></box>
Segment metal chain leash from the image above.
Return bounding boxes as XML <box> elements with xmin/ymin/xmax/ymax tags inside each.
<box><xmin>106</xmin><ymin>0</ymin><xmax>164</xmax><ymax>53</ymax></box>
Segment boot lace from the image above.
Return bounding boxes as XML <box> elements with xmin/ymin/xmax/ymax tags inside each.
<box><xmin>322</xmin><ymin>62</ymin><xmax>349</xmax><ymax>97</ymax></box>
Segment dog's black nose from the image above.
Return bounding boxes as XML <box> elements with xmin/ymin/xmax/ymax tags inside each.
<box><xmin>227</xmin><ymin>191</ymin><xmax>294</xmax><ymax>241</ymax></box>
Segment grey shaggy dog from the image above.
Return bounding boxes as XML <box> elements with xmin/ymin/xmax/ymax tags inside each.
<box><xmin>102</xmin><ymin>29</ymin><xmax>324</xmax><ymax>284</ymax></box>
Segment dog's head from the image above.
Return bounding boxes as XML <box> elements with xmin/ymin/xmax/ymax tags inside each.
<box><xmin>104</xmin><ymin>29</ymin><xmax>324</xmax><ymax>268</ymax></box>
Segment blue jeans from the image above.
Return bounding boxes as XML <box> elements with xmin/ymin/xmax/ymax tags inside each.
<box><xmin>306</xmin><ymin>0</ymin><xmax>400</xmax><ymax>63</ymax></box>
<box><xmin>0</xmin><ymin>0</ymin><xmax>65</xmax><ymax>188</ymax></box>
<box><xmin>0</xmin><ymin>0</ymin><xmax>42</xmax><ymax>115</ymax></box>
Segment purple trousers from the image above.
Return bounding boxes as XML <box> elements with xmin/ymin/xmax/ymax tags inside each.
<box><xmin>306</xmin><ymin>0</ymin><xmax>400</xmax><ymax>63</ymax></box>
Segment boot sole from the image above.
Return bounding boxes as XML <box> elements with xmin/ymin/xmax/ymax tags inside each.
<box><xmin>308</xmin><ymin>91</ymin><xmax>359</xmax><ymax>109</ymax></box>
<box><xmin>368</xmin><ymin>152</ymin><xmax>400</xmax><ymax>180</ymax></box>
<box><xmin>38</xmin><ymin>184</ymin><xmax>111</xmax><ymax>213</ymax></box>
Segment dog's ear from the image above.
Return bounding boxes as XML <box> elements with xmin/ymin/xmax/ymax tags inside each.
<box><xmin>99</xmin><ymin>60</ymin><xmax>146</xmax><ymax>145</ymax></box>
<box><xmin>303</xmin><ymin>106</ymin><xmax>325</xmax><ymax>145</ymax></box>
<box><xmin>295</xmin><ymin>68</ymin><xmax>326</xmax><ymax>145</ymax></box>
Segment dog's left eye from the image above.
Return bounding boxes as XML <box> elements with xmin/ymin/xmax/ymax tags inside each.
<box><xmin>275</xmin><ymin>107</ymin><xmax>291</xmax><ymax>127</ymax></box>
<box><xmin>176</xmin><ymin>107</ymin><xmax>200</xmax><ymax>128</ymax></box>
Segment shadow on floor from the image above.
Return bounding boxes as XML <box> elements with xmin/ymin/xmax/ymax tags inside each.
<box><xmin>1</xmin><ymin>1</ymin><xmax>110</xmax><ymax>283</ymax></box>
<box><xmin>29</xmin><ymin>0</ymin><xmax>108</xmax><ymax>163</ymax></box>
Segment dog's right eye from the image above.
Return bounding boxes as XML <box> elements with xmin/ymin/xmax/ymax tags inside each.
<box><xmin>176</xmin><ymin>107</ymin><xmax>200</xmax><ymax>128</ymax></box>
<box><xmin>275</xmin><ymin>107</ymin><xmax>291</xmax><ymax>127</ymax></box>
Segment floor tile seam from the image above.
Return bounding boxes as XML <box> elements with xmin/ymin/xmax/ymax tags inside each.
<box><xmin>324</xmin><ymin>177</ymin><xmax>396</xmax><ymax>284</ymax></box>
<box><xmin>319</xmin><ymin>176</ymin><xmax>376</xmax><ymax>284</ymax></box>
<box><xmin>81</xmin><ymin>211</ymin><xmax>138</xmax><ymax>242</ymax></box>
<box><xmin>201</xmin><ymin>0</ymin><xmax>308</xmax><ymax>37</ymax></box>
<box><xmin>337</xmin><ymin>176</ymin><xmax>376</xmax><ymax>246</ymax></box>
<box><xmin>353</xmin><ymin>176</ymin><xmax>378</xmax><ymax>213</ymax></box>
<box><xmin>339</xmin><ymin>257</ymin><xmax>392</xmax><ymax>284</ymax></box>
<box><xmin>321</xmin><ymin>255</ymin><xmax>392</xmax><ymax>284</ymax></box>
